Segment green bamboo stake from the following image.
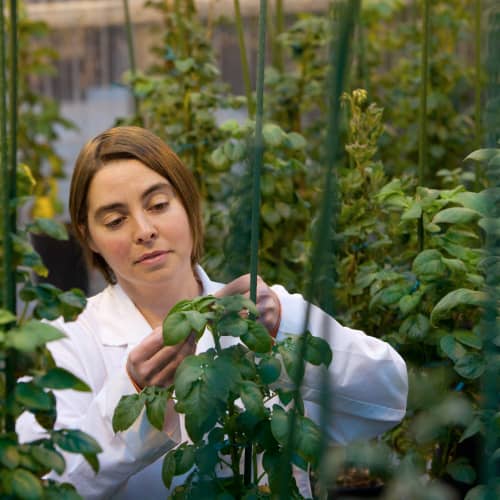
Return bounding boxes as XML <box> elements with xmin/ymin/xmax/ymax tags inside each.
<box><xmin>0</xmin><ymin>0</ymin><xmax>7</xmax><ymax>436</ymax></box>
<box><xmin>246</xmin><ymin>0</ymin><xmax>267</xmax><ymax>486</ymax></box>
<box><xmin>482</xmin><ymin>6</ymin><xmax>499</xmax><ymax>499</ymax></box>
<box><xmin>273</xmin><ymin>0</ymin><xmax>284</xmax><ymax>72</ymax></box>
<box><xmin>123</xmin><ymin>0</ymin><xmax>141</xmax><ymax>121</ymax></box>
<box><xmin>2</xmin><ymin>0</ymin><xmax>18</xmax><ymax>434</ymax></box>
<box><xmin>278</xmin><ymin>1</ymin><xmax>360</xmax><ymax>497</ymax></box>
<box><xmin>417</xmin><ymin>0</ymin><xmax>430</xmax><ymax>252</ymax></box>
<box><xmin>233</xmin><ymin>0</ymin><xmax>255</xmax><ymax>118</ymax></box>
<box><xmin>474</xmin><ymin>0</ymin><xmax>482</xmax><ymax>190</ymax></box>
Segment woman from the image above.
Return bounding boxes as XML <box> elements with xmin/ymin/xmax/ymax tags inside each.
<box><xmin>17</xmin><ymin>126</ymin><xmax>408</xmax><ymax>498</ymax></box>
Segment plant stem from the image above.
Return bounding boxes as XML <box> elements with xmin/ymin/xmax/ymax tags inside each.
<box><xmin>474</xmin><ymin>0</ymin><xmax>482</xmax><ymax>190</ymax></box>
<box><xmin>418</xmin><ymin>0</ymin><xmax>430</xmax><ymax>252</ymax></box>
<box><xmin>233</xmin><ymin>0</ymin><xmax>255</xmax><ymax>118</ymax></box>
<box><xmin>122</xmin><ymin>0</ymin><xmax>141</xmax><ymax>122</ymax></box>
<box><xmin>273</xmin><ymin>0</ymin><xmax>284</xmax><ymax>72</ymax></box>
<box><xmin>3</xmin><ymin>0</ymin><xmax>18</xmax><ymax>435</ymax></box>
<box><xmin>279</xmin><ymin>1</ymin><xmax>360</xmax><ymax>497</ymax></box>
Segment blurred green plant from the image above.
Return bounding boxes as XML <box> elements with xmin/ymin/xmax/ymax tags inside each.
<box><xmin>15</xmin><ymin>2</ymin><xmax>76</xmax><ymax>218</ymax></box>
<box><xmin>1</xmin><ymin>167</ymin><xmax>102</xmax><ymax>498</ymax></box>
<box><xmin>360</xmin><ymin>0</ymin><xmax>477</xmax><ymax>186</ymax></box>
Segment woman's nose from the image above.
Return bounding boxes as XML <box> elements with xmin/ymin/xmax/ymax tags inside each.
<box><xmin>133</xmin><ymin>215</ymin><xmax>158</xmax><ymax>243</ymax></box>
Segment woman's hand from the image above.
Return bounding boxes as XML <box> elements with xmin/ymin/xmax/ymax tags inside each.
<box><xmin>215</xmin><ymin>274</ymin><xmax>282</xmax><ymax>337</ymax></box>
<box><xmin>126</xmin><ymin>326</ymin><xmax>195</xmax><ymax>390</ymax></box>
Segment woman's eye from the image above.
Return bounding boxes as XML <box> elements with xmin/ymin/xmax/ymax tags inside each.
<box><xmin>105</xmin><ymin>217</ymin><xmax>125</xmax><ymax>229</ymax></box>
<box><xmin>150</xmin><ymin>202</ymin><xmax>169</xmax><ymax>212</ymax></box>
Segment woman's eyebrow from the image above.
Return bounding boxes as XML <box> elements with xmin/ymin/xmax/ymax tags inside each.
<box><xmin>142</xmin><ymin>181</ymin><xmax>172</xmax><ymax>200</ymax></box>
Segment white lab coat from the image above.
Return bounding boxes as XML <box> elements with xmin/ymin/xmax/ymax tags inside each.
<box><xmin>16</xmin><ymin>266</ymin><xmax>408</xmax><ymax>499</ymax></box>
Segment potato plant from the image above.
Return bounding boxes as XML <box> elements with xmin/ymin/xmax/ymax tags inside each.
<box><xmin>1</xmin><ymin>170</ymin><xmax>101</xmax><ymax>498</ymax></box>
<box><xmin>113</xmin><ymin>294</ymin><xmax>332</xmax><ymax>499</ymax></box>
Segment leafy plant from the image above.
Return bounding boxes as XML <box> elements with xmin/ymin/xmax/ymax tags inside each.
<box><xmin>1</xmin><ymin>144</ymin><xmax>101</xmax><ymax>498</ymax></box>
<box><xmin>113</xmin><ymin>294</ymin><xmax>332</xmax><ymax>498</ymax></box>
<box><xmin>16</xmin><ymin>2</ymin><xmax>76</xmax><ymax>218</ymax></box>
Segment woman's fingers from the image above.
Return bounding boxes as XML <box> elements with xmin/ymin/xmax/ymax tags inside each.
<box><xmin>215</xmin><ymin>274</ymin><xmax>281</xmax><ymax>335</ymax></box>
<box><xmin>127</xmin><ymin>330</ymin><xmax>195</xmax><ymax>389</ymax></box>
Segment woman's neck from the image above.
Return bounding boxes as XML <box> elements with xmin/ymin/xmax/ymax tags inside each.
<box><xmin>118</xmin><ymin>269</ymin><xmax>202</xmax><ymax>328</ymax></box>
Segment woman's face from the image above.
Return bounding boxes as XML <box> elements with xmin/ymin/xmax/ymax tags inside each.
<box><xmin>85</xmin><ymin>159</ymin><xmax>194</xmax><ymax>291</ymax></box>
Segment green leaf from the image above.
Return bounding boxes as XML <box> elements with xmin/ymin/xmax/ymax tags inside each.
<box><xmin>276</xmin><ymin>388</ymin><xmax>294</xmax><ymax>406</ymax></box>
<box><xmin>440</xmin><ymin>335</ymin><xmax>467</xmax><ymax>363</ymax></box>
<box><xmin>145</xmin><ymin>390</ymin><xmax>168</xmax><ymax>431</ymax></box>
<box><xmin>370</xmin><ymin>283</ymin><xmax>407</xmax><ymax>309</ymax></box>
<box><xmin>84</xmin><ymin>453</ymin><xmax>100</xmax><ymax>474</ymax></box>
<box><xmin>112</xmin><ymin>393</ymin><xmax>146</xmax><ymax>432</ymax></box>
<box><xmin>0</xmin><ymin>439</ymin><xmax>20</xmax><ymax>469</ymax></box>
<box><xmin>400</xmin><ymin>314</ymin><xmax>430</xmax><ymax>340</ymax></box>
<box><xmin>175</xmin><ymin>57</ymin><xmax>195</xmax><ymax>73</ymax></box>
<box><xmin>59</xmin><ymin>290</ymin><xmax>87</xmax><ymax>310</ymax></box>
<box><xmin>217</xmin><ymin>295</ymin><xmax>258</xmax><ymax>316</ymax></box>
<box><xmin>270</xmin><ymin>405</ymin><xmax>290</xmax><ymax>445</ymax></box>
<box><xmin>263</xmin><ymin>123</ymin><xmax>284</xmax><ymax>146</ymax></box>
<box><xmin>454</xmin><ymin>353</ymin><xmax>486</xmax><ymax>380</ymax></box>
<box><xmin>184</xmin><ymin>310</ymin><xmax>208</xmax><ymax>335</ymax></box>
<box><xmin>286</xmin><ymin>132</ymin><xmax>307</xmax><ymax>150</ymax></box>
<box><xmin>43</xmin><ymin>481</ymin><xmax>81</xmax><ymax>500</ymax></box>
<box><xmin>6</xmin><ymin>320</ymin><xmax>65</xmax><ymax>352</ymax></box>
<box><xmin>15</xmin><ymin>382</ymin><xmax>54</xmax><ymax>411</ymax></box>
<box><xmin>27</xmin><ymin>218</ymin><xmax>68</xmax><ymax>240</ymax></box>
<box><xmin>277</xmin><ymin>336</ymin><xmax>304</xmax><ymax>384</ymax></box>
<box><xmin>465</xmin><ymin>148</ymin><xmax>499</xmax><ymax>162</ymax></box>
<box><xmin>446</xmin><ymin>458</ymin><xmax>476</xmax><ymax>484</ymax></box>
<box><xmin>37</xmin><ymin>367</ymin><xmax>90</xmax><ymax>392</ymax></box>
<box><xmin>398</xmin><ymin>292</ymin><xmax>423</xmax><ymax>315</ymax></box>
<box><xmin>401</xmin><ymin>201</ymin><xmax>422</xmax><ymax>220</ymax></box>
<box><xmin>217</xmin><ymin>315</ymin><xmax>248</xmax><ymax>337</ymax></box>
<box><xmin>241</xmin><ymin>322</ymin><xmax>272</xmax><ymax>353</ymax></box>
<box><xmin>31</xmin><ymin>446</ymin><xmax>65</xmax><ymax>475</ymax></box>
<box><xmin>52</xmin><ymin>429</ymin><xmax>102</xmax><ymax>455</ymax></box>
<box><xmin>431</xmin><ymin>289</ymin><xmax>487</xmax><ymax>324</ymax></box>
<box><xmin>163</xmin><ymin>312</ymin><xmax>193</xmax><ymax>346</ymax></box>
<box><xmin>0</xmin><ymin>308</ymin><xmax>16</xmax><ymax>325</ymax></box>
<box><xmin>173</xmin><ymin>443</ymin><xmax>196</xmax><ymax>475</ymax></box>
<box><xmin>432</xmin><ymin>207</ymin><xmax>481</xmax><ymax>225</ymax></box>
<box><xmin>454</xmin><ymin>330</ymin><xmax>483</xmax><ymax>350</ymax></box>
<box><xmin>294</xmin><ymin>415</ymin><xmax>322</xmax><ymax>466</ymax></box>
<box><xmin>240</xmin><ymin>381</ymin><xmax>266</xmax><ymax>419</ymax></box>
<box><xmin>174</xmin><ymin>354</ymin><xmax>208</xmax><ymax>400</ymax></box>
<box><xmin>460</xmin><ymin>416</ymin><xmax>483</xmax><ymax>443</ymax></box>
<box><xmin>304</xmin><ymin>332</ymin><xmax>332</xmax><ymax>367</ymax></box>
<box><xmin>257</xmin><ymin>356</ymin><xmax>281</xmax><ymax>384</ymax></box>
<box><xmin>412</xmin><ymin>250</ymin><xmax>447</xmax><ymax>280</ymax></box>
<box><xmin>10</xmin><ymin>468</ymin><xmax>43</xmax><ymax>499</ymax></box>
<box><xmin>162</xmin><ymin>451</ymin><xmax>176</xmax><ymax>488</ymax></box>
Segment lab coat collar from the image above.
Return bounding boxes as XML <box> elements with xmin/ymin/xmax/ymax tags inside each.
<box><xmin>98</xmin><ymin>265</ymin><xmax>223</xmax><ymax>346</ymax></box>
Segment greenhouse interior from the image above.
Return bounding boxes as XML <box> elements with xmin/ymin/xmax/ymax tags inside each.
<box><xmin>1</xmin><ymin>0</ymin><xmax>499</xmax><ymax>499</ymax></box>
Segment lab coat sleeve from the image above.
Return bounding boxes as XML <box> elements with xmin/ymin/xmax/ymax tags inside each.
<box><xmin>16</xmin><ymin>317</ymin><xmax>180</xmax><ymax>499</ymax></box>
<box><xmin>271</xmin><ymin>285</ymin><xmax>408</xmax><ymax>445</ymax></box>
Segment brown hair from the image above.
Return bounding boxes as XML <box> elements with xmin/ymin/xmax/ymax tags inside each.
<box><xmin>69</xmin><ymin>126</ymin><xmax>203</xmax><ymax>284</ymax></box>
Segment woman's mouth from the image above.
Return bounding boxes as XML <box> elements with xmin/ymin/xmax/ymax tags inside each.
<box><xmin>134</xmin><ymin>250</ymin><xmax>170</xmax><ymax>265</ymax></box>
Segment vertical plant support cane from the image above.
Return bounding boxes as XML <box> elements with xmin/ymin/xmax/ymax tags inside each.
<box><xmin>475</xmin><ymin>0</ymin><xmax>482</xmax><ymax>190</ymax></box>
<box><xmin>418</xmin><ymin>0</ymin><xmax>430</xmax><ymax>252</ymax></box>
<box><xmin>233</xmin><ymin>0</ymin><xmax>255</xmax><ymax>118</ymax></box>
<box><xmin>482</xmin><ymin>6</ymin><xmax>499</xmax><ymax>500</ymax></box>
<box><xmin>273</xmin><ymin>0</ymin><xmax>284</xmax><ymax>72</ymax></box>
<box><xmin>1</xmin><ymin>0</ymin><xmax>18</xmax><ymax>434</ymax></box>
<box><xmin>246</xmin><ymin>0</ymin><xmax>267</xmax><ymax>485</ymax></box>
<box><xmin>123</xmin><ymin>0</ymin><xmax>141</xmax><ymax>121</ymax></box>
<box><xmin>279</xmin><ymin>1</ymin><xmax>360</xmax><ymax>498</ymax></box>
